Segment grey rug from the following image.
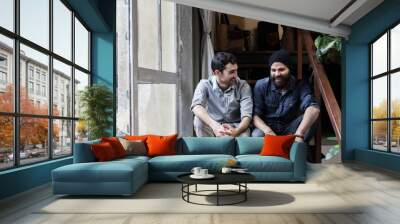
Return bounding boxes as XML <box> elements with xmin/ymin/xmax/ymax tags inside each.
<box><xmin>38</xmin><ymin>183</ymin><xmax>361</xmax><ymax>214</ymax></box>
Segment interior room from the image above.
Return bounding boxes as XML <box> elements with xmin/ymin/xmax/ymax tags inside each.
<box><xmin>1</xmin><ymin>0</ymin><xmax>400</xmax><ymax>223</ymax></box>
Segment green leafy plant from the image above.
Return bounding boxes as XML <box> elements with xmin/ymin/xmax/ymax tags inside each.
<box><xmin>315</xmin><ymin>34</ymin><xmax>342</xmax><ymax>64</ymax></box>
<box><xmin>79</xmin><ymin>84</ymin><xmax>113</xmax><ymax>140</ymax></box>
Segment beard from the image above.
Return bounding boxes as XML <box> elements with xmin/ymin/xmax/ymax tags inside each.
<box><xmin>271</xmin><ymin>75</ymin><xmax>290</xmax><ymax>88</ymax></box>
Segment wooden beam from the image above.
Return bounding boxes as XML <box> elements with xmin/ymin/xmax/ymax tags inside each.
<box><xmin>314</xmin><ymin>71</ymin><xmax>322</xmax><ymax>163</ymax></box>
<box><xmin>296</xmin><ymin>29</ymin><xmax>303</xmax><ymax>80</ymax></box>
<box><xmin>302</xmin><ymin>30</ymin><xmax>342</xmax><ymax>144</ymax></box>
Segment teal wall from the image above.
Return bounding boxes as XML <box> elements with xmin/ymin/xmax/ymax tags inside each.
<box><xmin>0</xmin><ymin>0</ymin><xmax>116</xmax><ymax>200</ymax></box>
<box><xmin>0</xmin><ymin>158</ymin><xmax>72</xmax><ymax>199</ymax></box>
<box><xmin>92</xmin><ymin>32</ymin><xmax>116</xmax><ymax>135</ymax></box>
<box><xmin>343</xmin><ymin>0</ymin><xmax>400</xmax><ymax>171</ymax></box>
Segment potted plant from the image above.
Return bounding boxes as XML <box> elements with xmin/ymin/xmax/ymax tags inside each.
<box><xmin>314</xmin><ymin>34</ymin><xmax>342</xmax><ymax>64</ymax></box>
<box><xmin>79</xmin><ymin>84</ymin><xmax>113</xmax><ymax>140</ymax></box>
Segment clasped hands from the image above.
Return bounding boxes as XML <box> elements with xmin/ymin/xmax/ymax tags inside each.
<box><xmin>212</xmin><ymin>123</ymin><xmax>239</xmax><ymax>137</ymax></box>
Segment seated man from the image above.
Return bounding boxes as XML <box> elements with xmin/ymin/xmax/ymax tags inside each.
<box><xmin>252</xmin><ymin>49</ymin><xmax>320</xmax><ymax>142</ymax></box>
<box><xmin>191</xmin><ymin>52</ymin><xmax>253</xmax><ymax>137</ymax></box>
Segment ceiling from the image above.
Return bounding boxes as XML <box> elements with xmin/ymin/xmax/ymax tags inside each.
<box><xmin>169</xmin><ymin>0</ymin><xmax>384</xmax><ymax>38</ymax></box>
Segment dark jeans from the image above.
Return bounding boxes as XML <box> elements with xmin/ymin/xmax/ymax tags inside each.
<box><xmin>251</xmin><ymin>115</ymin><xmax>317</xmax><ymax>142</ymax></box>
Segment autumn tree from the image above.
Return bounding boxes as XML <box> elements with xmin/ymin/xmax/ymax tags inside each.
<box><xmin>372</xmin><ymin>99</ymin><xmax>400</xmax><ymax>143</ymax></box>
<box><xmin>0</xmin><ymin>84</ymin><xmax>60</xmax><ymax>151</ymax></box>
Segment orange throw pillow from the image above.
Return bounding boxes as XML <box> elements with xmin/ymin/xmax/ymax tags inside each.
<box><xmin>146</xmin><ymin>134</ymin><xmax>178</xmax><ymax>157</ymax></box>
<box><xmin>91</xmin><ymin>142</ymin><xmax>117</xmax><ymax>161</ymax></box>
<box><xmin>259</xmin><ymin>135</ymin><xmax>296</xmax><ymax>159</ymax></box>
<box><xmin>101</xmin><ymin>137</ymin><xmax>127</xmax><ymax>158</ymax></box>
<box><xmin>124</xmin><ymin>135</ymin><xmax>149</xmax><ymax>141</ymax></box>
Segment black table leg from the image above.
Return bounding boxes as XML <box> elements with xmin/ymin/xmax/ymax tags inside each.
<box><xmin>217</xmin><ymin>184</ymin><xmax>219</xmax><ymax>206</ymax></box>
<box><xmin>245</xmin><ymin>183</ymin><xmax>247</xmax><ymax>201</ymax></box>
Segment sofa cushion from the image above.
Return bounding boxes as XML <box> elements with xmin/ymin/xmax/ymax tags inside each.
<box><xmin>178</xmin><ymin>137</ymin><xmax>235</xmax><ymax>155</ymax></box>
<box><xmin>119</xmin><ymin>138</ymin><xmax>147</xmax><ymax>156</ymax></box>
<box><xmin>53</xmin><ymin>159</ymin><xmax>147</xmax><ymax>183</ymax></box>
<box><xmin>148</xmin><ymin>154</ymin><xmax>235</xmax><ymax>172</ymax></box>
<box><xmin>236</xmin><ymin>137</ymin><xmax>263</xmax><ymax>155</ymax></box>
<box><xmin>147</xmin><ymin>134</ymin><xmax>178</xmax><ymax>157</ymax></box>
<box><xmin>101</xmin><ymin>137</ymin><xmax>127</xmax><ymax>158</ymax></box>
<box><xmin>73</xmin><ymin>139</ymin><xmax>100</xmax><ymax>163</ymax></box>
<box><xmin>236</xmin><ymin>155</ymin><xmax>293</xmax><ymax>172</ymax></box>
<box><xmin>260</xmin><ymin>135</ymin><xmax>295</xmax><ymax>159</ymax></box>
<box><xmin>91</xmin><ymin>142</ymin><xmax>118</xmax><ymax>161</ymax></box>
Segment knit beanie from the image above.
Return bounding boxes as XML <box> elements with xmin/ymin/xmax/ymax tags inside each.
<box><xmin>268</xmin><ymin>49</ymin><xmax>291</xmax><ymax>69</ymax></box>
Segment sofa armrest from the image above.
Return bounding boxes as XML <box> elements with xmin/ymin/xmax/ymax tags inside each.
<box><xmin>289</xmin><ymin>142</ymin><xmax>307</xmax><ymax>181</ymax></box>
<box><xmin>73</xmin><ymin>141</ymin><xmax>99</xmax><ymax>163</ymax></box>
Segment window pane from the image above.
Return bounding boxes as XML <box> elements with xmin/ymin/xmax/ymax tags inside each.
<box><xmin>53</xmin><ymin>59</ymin><xmax>72</xmax><ymax>117</ymax></box>
<box><xmin>138</xmin><ymin>84</ymin><xmax>176</xmax><ymax>135</ymax></box>
<box><xmin>391</xmin><ymin>24</ymin><xmax>400</xmax><ymax>70</ymax></box>
<box><xmin>391</xmin><ymin>72</ymin><xmax>400</xmax><ymax>118</ymax></box>
<box><xmin>372</xmin><ymin>33</ymin><xmax>387</xmax><ymax>76</ymax></box>
<box><xmin>372</xmin><ymin>121</ymin><xmax>388</xmax><ymax>151</ymax></box>
<box><xmin>161</xmin><ymin>0</ymin><xmax>176</xmax><ymax>73</ymax></box>
<box><xmin>0</xmin><ymin>0</ymin><xmax>14</xmax><ymax>31</ymax></box>
<box><xmin>138</xmin><ymin>0</ymin><xmax>160</xmax><ymax>70</ymax></box>
<box><xmin>74</xmin><ymin>18</ymin><xmax>89</xmax><ymax>70</ymax></box>
<box><xmin>20</xmin><ymin>117</ymin><xmax>49</xmax><ymax>165</ymax></box>
<box><xmin>372</xmin><ymin>77</ymin><xmax>387</xmax><ymax>119</ymax></box>
<box><xmin>0</xmin><ymin>116</ymin><xmax>13</xmax><ymax>170</ymax></box>
<box><xmin>74</xmin><ymin>69</ymin><xmax>89</xmax><ymax>118</ymax></box>
<box><xmin>20</xmin><ymin>0</ymin><xmax>49</xmax><ymax>49</ymax></box>
<box><xmin>391</xmin><ymin>120</ymin><xmax>400</xmax><ymax>153</ymax></box>
<box><xmin>0</xmin><ymin>35</ymin><xmax>14</xmax><ymax>113</ymax></box>
<box><xmin>53</xmin><ymin>119</ymin><xmax>72</xmax><ymax>158</ymax></box>
<box><xmin>20</xmin><ymin>44</ymin><xmax>49</xmax><ymax>115</ymax></box>
<box><xmin>53</xmin><ymin>0</ymin><xmax>72</xmax><ymax>60</ymax></box>
<box><xmin>75</xmin><ymin>120</ymin><xmax>88</xmax><ymax>143</ymax></box>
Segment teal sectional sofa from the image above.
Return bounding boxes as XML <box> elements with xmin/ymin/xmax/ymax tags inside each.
<box><xmin>52</xmin><ymin>137</ymin><xmax>307</xmax><ymax>196</ymax></box>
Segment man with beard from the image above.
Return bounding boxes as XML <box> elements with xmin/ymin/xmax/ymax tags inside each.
<box><xmin>252</xmin><ymin>49</ymin><xmax>320</xmax><ymax>143</ymax></box>
<box><xmin>191</xmin><ymin>52</ymin><xmax>253</xmax><ymax>137</ymax></box>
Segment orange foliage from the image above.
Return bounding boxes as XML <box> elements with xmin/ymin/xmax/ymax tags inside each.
<box><xmin>0</xmin><ymin>84</ymin><xmax>60</xmax><ymax>149</ymax></box>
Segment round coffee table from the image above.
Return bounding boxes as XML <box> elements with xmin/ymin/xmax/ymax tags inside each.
<box><xmin>177</xmin><ymin>173</ymin><xmax>255</xmax><ymax>206</ymax></box>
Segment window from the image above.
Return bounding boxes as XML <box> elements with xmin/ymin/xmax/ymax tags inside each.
<box><xmin>0</xmin><ymin>0</ymin><xmax>91</xmax><ymax>170</ymax></box>
<box><xmin>0</xmin><ymin>34</ymin><xmax>13</xmax><ymax>113</ymax></box>
<box><xmin>42</xmin><ymin>85</ymin><xmax>46</xmax><ymax>97</ymax></box>
<box><xmin>53</xmin><ymin>59</ymin><xmax>72</xmax><ymax>117</ymax></box>
<box><xmin>29</xmin><ymin>67</ymin><xmax>34</xmax><ymax>80</ymax></box>
<box><xmin>0</xmin><ymin>71</ymin><xmax>6</xmax><ymax>85</ymax></box>
<box><xmin>0</xmin><ymin>0</ymin><xmax>14</xmax><ymax>32</ymax></box>
<box><xmin>0</xmin><ymin>55</ymin><xmax>7</xmax><ymax>67</ymax></box>
<box><xmin>0</xmin><ymin>54</ymin><xmax>8</xmax><ymax>90</ymax></box>
<box><xmin>35</xmin><ymin>70</ymin><xmax>41</xmax><ymax>81</ymax></box>
<box><xmin>28</xmin><ymin>81</ymin><xmax>34</xmax><ymax>94</ymax></box>
<box><xmin>20</xmin><ymin>0</ymin><xmax>49</xmax><ymax>49</ymax></box>
<box><xmin>137</xmin><ymin>0</ymin><xmax>176</xmax><ymax>72</ymax></box>
<box><xmin>53</xmin><ymin>0</ymin><xmax>72</xmax><ymax>60</ymax></box>
<box><xmin>36</xmin><ymin>84</ymin><xmax>40</xmax><ymax>95</ymax></box>
<box><xmin>371</xmin><ymin>23</ymin><xmax>400</xmax><ymax>154</ymax></box>
<box><xmin>74</xmin><ymin>18</ymin><xmax>89</xmax><ymax>70</ymax></box>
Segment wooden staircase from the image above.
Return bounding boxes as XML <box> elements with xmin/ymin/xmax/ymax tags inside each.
<box><xmin>285</xmin><ymin>28</ymin><xmax>342</xmax><ymax>163</ymax></box>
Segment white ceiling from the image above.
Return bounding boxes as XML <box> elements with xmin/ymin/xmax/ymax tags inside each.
<box><xmin>168</xmin><ymin>0</ymin><xmax>384</xmax><ymax>38</ymax></box>
<box><xmin>226</xmin><ymin>0</ymin><xmax>352</xmax><ymax>22</ymax></box>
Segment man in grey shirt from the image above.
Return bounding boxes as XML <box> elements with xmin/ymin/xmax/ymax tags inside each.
<box><xmin>191</xmin><ymin>52</ymin><xmax>253</xmax><ymax>137</ymax></box>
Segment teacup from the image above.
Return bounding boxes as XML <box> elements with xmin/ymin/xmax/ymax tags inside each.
<box><xmin>199</xmin><ymin>168</ymin><xmax>208</xmax><ymax>176</ymax></box>
<box><xmin>191</xmin><ymin>167</ymin><xmax>202</xmax><ymax>176</ymax></box>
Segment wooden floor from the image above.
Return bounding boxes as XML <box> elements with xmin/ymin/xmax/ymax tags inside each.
<box><xmin>1</xmin><ymin>162</ymin><xmax>400</xmax><ymax>224</ymax></box>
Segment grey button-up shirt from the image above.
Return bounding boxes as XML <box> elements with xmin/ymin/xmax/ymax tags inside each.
<box><xmin>191</xmin><ymin>76</ymin><xmax>253</xmax><ymax>124</ymax></box>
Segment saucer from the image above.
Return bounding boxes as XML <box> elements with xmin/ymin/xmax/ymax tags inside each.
<box><xmin>190</xmin><ymin>174</ymin><xmax>215</xmax><ymax>179</ymax></box>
